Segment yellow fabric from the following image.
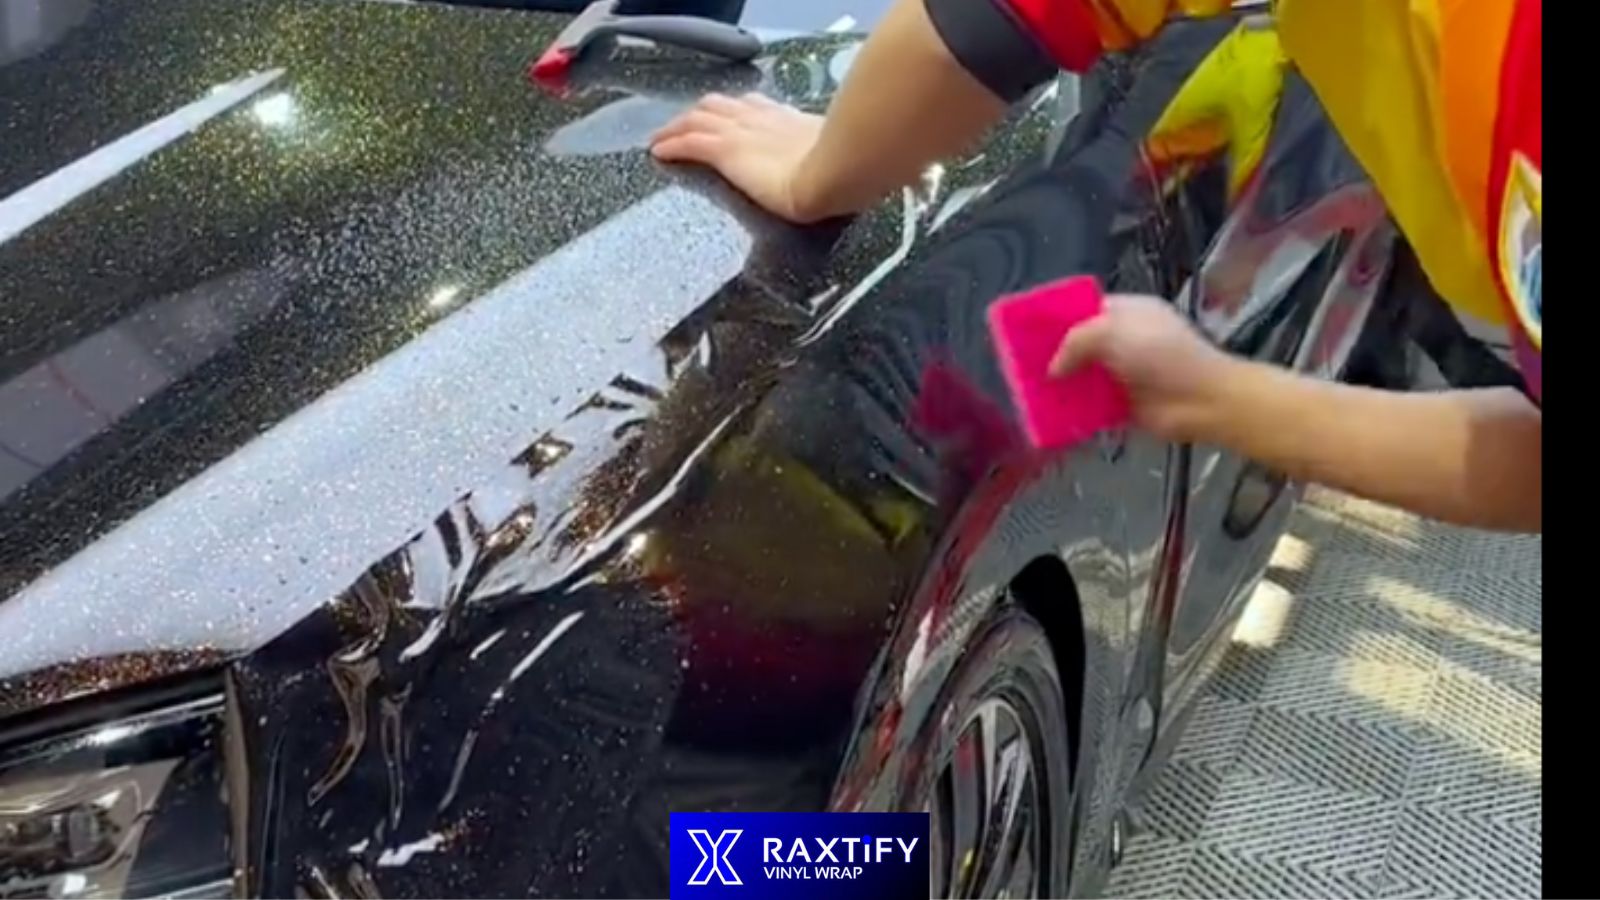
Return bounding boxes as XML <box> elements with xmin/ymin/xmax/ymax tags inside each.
<box><xmin>1275</xmin><ymin>0</ymin><xmax>1504</xmax><ymax>322</ymax></box>
<box><xmin>1101</xmin><ymin>0</ymin><xmax>1511</xmax><ymax>324</ymax></box>
<box><xmin>1144</xmin><ymin>19</ymin><xmax>1288</xmax><ymax>201</ymax></box>
<box><xmin>1087</xmin><ymin>0</ymin><xmax>1231</xmax><ymax>48</ymax></box>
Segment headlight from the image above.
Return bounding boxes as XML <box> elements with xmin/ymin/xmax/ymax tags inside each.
<box><xmin>1</xmin><ymin>691</ymin><xmax>233</xmax><ymax>899</ymax></box>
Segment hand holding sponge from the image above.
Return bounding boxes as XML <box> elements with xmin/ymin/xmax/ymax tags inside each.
<box><xmin>987</xmin><ymin>275</ymin><xmax>1130</xmax><ymax>451</ymax></box>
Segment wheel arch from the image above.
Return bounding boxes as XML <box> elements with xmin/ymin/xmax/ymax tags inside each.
<box><xmin>1007</xmin><ymin>554</ymin><xmax>1087</xmax><ymax>784</ymax></box>
<box><xmin>825</xmin><ymin>452</ymin><xmax>1140</xmax><ymax>897</ymax></box>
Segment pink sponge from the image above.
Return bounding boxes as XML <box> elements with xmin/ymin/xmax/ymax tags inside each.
<box><xmin>987</xmin><ymin>275</ymin><xmax>1130</xmax><ymax>451</ymax></box>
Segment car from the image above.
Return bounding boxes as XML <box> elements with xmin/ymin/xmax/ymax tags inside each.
<box><xmin>0</xmin><ymin>0</ymin><xmax>1496</xmax><ymax>897</ymax></box>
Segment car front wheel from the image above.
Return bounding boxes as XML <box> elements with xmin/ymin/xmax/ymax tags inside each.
<box><xmin>912</xmin><ymin>608</ymin><xmax>1074</xmax><ymax>899</ymax></box>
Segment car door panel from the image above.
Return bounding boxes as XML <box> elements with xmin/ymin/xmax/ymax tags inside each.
<box><xmin>1156</xmin><ymin>70</ymin><xmax>1396</xmax><ymax>702</ymax></box>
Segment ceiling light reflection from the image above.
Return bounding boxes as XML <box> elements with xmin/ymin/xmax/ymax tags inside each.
<box><xmin>250</xmin><ymin>92</ymin><xmax>298</xmax><ymax>129</ymax></box>
<box><xmin>1230</xmin><ymin>580</ymin><xmax>1292</xmax><ymax>648</ymax></box>
<box><xmin>86</xmin><ymin>723</ymin><xmax>136</xmax><ymax>746</ymax></box>
<box><xmin>427</xmin><ymin>285</ymin><xmax>463</xmax><ymax>309</ymax></box>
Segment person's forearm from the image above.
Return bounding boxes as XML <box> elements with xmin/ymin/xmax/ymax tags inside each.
<box><xmin>789</xmin><ymin>0</ymin><xmax>1009</xmax><ymax>219</ymax></box>
<box><xmin>1197</xmin><ymin>361</ymin><xmax>1542</xmax><ymax>532</ymax></box>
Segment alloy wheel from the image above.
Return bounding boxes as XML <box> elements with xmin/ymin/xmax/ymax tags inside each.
<box><xmin>929</xmin><ymin>695</ymin><xmax>1047</xmax><ymax>899</ymax></box>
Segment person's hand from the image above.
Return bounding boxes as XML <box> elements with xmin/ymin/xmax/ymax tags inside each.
<box><xmin>650</xmin><ymin>92</ymin><xmax>826</xmax><ymax>223</ymax></box>
<box><xmin>1049</xmin><ymin>294</ymin><xmax>1240</xmax><ymax>443</ymax></box>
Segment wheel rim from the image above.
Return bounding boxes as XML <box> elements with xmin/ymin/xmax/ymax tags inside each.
<box><xmin>928</xmin><ymin>697</ymin><xmax>1044</xmax><ymax>899</ymax></box>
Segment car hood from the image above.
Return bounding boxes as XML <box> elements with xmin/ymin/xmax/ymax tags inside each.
<box><xmin>0</xmin><ymin>0</ymin><xmax>866</xmax><ymax>704</ymax></box>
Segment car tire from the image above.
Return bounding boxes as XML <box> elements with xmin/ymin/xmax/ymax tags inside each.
<box><xmin>903</xmin><ymin>606</ymin><xmax>1075</xmax><ymax>899</ymax></box>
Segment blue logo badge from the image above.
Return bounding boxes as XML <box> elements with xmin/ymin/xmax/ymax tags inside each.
<box><xmin>670</xmin><ymin>812</ymin><xmax>930</xmax><ymax>899</ymax></box>
<box><xmin>1518</xmin><ymin>242</ymin><xmax>1541</xmax><ymax>324</ymax></box>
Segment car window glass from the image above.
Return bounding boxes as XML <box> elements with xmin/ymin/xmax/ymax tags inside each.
<box><xmin>740</xmin><ymin>0</ymin><xmax>890</xmax><ymax>31</ymax></box>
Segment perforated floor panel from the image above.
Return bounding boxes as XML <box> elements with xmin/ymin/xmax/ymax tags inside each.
<box><xmin>1106</xmin><ymin>490</ymin><xmax>1542</xmax><ymax>899</ymax></box>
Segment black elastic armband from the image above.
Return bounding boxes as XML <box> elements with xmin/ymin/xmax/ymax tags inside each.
<box><xmin>924</xmin><ymin>0</ymin><xmax>1059</xmax><ymax>103</ymax></box>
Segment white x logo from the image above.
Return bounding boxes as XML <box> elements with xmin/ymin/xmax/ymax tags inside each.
<box><xmin>687</xmin><ymin>828</ymin><xmax>743</xmax><ymax>886</ymax></box>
